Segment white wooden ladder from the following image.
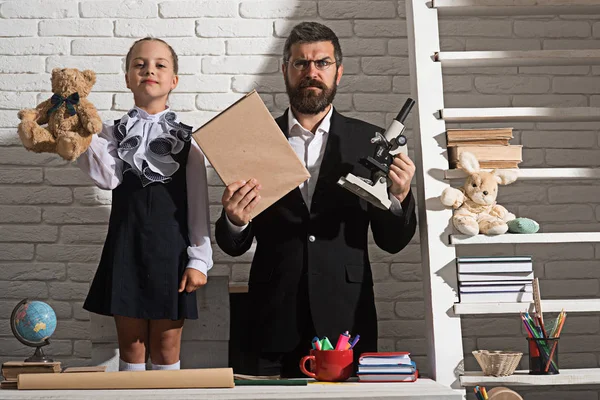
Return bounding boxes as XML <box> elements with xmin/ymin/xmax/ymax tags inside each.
<box><xmin>406</xmin><ymin>0</ymin><xmax>600</xmax><ymax>392</ymax></box>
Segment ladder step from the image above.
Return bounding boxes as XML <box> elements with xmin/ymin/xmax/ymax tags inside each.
<box><xmin>445</xmin><ymin>168</ymin><xmax>600</xmax><ymax>181</ymax></box>
<box><xmin>450</xmin><ymin>232</ymin><xmax>600</xmax><ymax>245</ymax></box>
<box><xmin>432</xmin><ymin>0</ymin><xmax>600</xmax><ymax>16</ymax></box>
<box><xmin>436</xmin><ymin>50</ymin><xmax>600</xmax><ymax>68</ymax></box>
<box><xmin>439</xmin><ymin>107</ymin><xmax>600</xmax><ymax>122</ymax></box>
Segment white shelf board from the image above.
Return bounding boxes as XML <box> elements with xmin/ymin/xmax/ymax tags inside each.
<box><xmin>432</xmin><ymin>0</ymin><xmax>600</xmax><ymax>16</ymax></box>
<box><xmin>436</xmin><ymin>50</ymin><xmax>600</xmax><ymax>68</ymax></box>
<box><xmin>439</xmin><ymin>107</ymin><xmax>600</xmax><ymax>123</ymax></box>
<box><xmin>461</xmin><ymin>368</ymin><xmax>600</xmax><ymax>386</ymax></box>
<box><xmin>454</xmin><ymin>299</ymin><xmax>600</xmax><ymax>315</ymax></box>
<box><xmin>445</xmin><ymin>168</ymin><xmax>600</xmax><ymax>181</ymax></box>
<box><xmin>450</xmin><ymin>232</ymin><xmax>600</xmax><ymax>245</ymax></box>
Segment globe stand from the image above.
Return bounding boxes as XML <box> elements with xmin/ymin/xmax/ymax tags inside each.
<box><xmin>25</xmin><ymin>340</ymin><xmax>53</xmax><ymax>363</ymax></box>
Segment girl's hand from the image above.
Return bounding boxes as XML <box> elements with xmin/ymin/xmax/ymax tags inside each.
<box><xmin>178</xmin><ymin>269</ymin><xmax>207</xmax><ymax>293</ymax></box>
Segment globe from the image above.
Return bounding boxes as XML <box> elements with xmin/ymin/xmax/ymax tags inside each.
<box><xmin>10</xmin><ymin>299</ymin><xmax>57</xmax><ymax>362</ymax></box>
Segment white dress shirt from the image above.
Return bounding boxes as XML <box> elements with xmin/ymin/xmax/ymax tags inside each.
<box><xmin>226</xmin><ymin>107</ymin><xmax>403</xmax><ymax>233</ymax></box>
<box><xmin>77</xmin><ymin>106</ymin><xmax>214</xmax><ymax>276</ymax></box>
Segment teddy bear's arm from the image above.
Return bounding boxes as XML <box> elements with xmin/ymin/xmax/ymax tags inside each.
<box><xmin>35</xmin><ymin>99</ymin><xmax>53</xmax><ymax>125</ymax></box>
<box><xmin>77</xmin><ymin>99</ymin><xmax>103</xmax><ymax>136</ymax></box>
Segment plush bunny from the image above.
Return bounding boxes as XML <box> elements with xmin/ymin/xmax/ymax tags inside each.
<box><xmin>441</xmin><ymin>151</ymin><xmax>518</xmax><ymax>236</ymax></box>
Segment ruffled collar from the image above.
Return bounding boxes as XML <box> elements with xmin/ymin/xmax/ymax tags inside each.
<box><xmin>113</xmin><ymin>106</ymin><xmax>192</xmax><ymax>186</ymax></box>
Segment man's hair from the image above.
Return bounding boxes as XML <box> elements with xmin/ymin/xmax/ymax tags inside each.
<box><xmin>283</xmin><ymin>22</ymin><xmax>342</xmax><ymax>65</ymax></box>
<box><xmin>125</xmin><ymin>37</ymin><xmax>179</xmax><ymax>75</ymax></box>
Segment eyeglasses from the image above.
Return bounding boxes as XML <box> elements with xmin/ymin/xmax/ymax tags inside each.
<box><xmin>288</xmin><ymin>58</ymin><xmax>337</xmax><ymax>71</ymax></box>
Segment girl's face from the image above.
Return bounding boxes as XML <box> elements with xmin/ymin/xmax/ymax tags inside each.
<box><xmin>125</xmin><ymin>40</ymin><xmax>178</xmax><ymax>106</ymax></box>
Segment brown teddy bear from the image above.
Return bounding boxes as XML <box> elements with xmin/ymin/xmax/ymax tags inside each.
<box><xmin>17</xmin><ymin>68</ymin><xmax>102</xmax><ymax>161</ymax></box>
<box><xmin>440</xmin><ymin>151</ymin><xmax>518</xmax><ymax>236</ymax></box>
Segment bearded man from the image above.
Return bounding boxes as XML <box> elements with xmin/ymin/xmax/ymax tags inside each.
<box><xmin>215</xmin><ymin>22</ymin><xmax>417</xmax><ymax>377</ymax></box>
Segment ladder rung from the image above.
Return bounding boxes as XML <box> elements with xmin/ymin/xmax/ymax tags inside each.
<box><xmin>432</xmin><ymin>0</ymin><xmax>600</xmax><ymax>16</ymax></box>
<box><xmin>445</xmin><ymin>168</ymin><xmax>600</xmax><ymax>181</ymax></box>
<box><xmin>439</xmin><ymin>107</ymin><xmax>600</xmax><ymax>123</ymax></box>
<box><xmin>436</xmin><ymin>50</ymin><xmax>600</xmax><ymax>68</ymax></box>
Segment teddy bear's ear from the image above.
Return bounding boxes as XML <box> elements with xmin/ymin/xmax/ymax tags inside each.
<box><xmin>82</xmin><ymin>70</ymin><xmax>96</xmax><ymax>85</ymax></box>
<box><xmin>492</xmin><ymin>169</ymin><xmax>518</xmax><ymax>185</ymax></box>
<box><xmin>459</xmin><ymin>151</ymin><xmax>480</xmax><ymax>175</ymax></box>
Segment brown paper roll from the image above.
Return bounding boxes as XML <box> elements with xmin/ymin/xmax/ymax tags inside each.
<box><xmin>18</xmin><ymin>368</ymin><xmax>234</xmax><ymax>390</ymax></box>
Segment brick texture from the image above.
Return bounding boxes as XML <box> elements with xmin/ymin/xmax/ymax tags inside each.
<box><xmin>0</xmin><ymin>3</ymin><xmax>598</xmax><ymax>393</ymax></box>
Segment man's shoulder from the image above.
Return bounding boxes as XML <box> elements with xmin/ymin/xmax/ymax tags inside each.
<box><xmin>333</xmin><ymin>109</ymin><xmax>384</xmax><ymax>134</ymax></box>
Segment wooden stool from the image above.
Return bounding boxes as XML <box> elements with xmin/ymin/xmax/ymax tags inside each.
<box><xmin>487</xmin><ymin>387</ymin><xmax>524</xmax><ymax>400</ymax></box>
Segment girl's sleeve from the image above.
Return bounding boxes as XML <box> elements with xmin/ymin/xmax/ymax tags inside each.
<box><xmin>185</xmin><ymin>139</ymin><xmax>214</xmax><ymax>276</ymax></box>
<box><xmin>77</xmin><ymin>122</ymin><xmax>124</xmax><ymax>190</ymax></box>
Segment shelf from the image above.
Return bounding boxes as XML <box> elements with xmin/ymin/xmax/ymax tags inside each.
<box><xmin>461</xmin><ymin>368</ymin><xmax>600</xmax><ymax>386</ymax></box>
<box><xmin>445</xmin><ymin>168</ymin><xmax>600</xmax><ymax>181</ymax></box>
<box><xmin>450</xmin><ymin>232</ymin><xmax>600</xmax><ymax>245</ymax></box>
<box><xmin>439</xmin><ymin>107</ymin><xmax>600</xmax><ymax>123</ymax></box>
<box><xmin>435</xmin><ymin>50</ymin><xmax>600</xmax><ymax>68</ymax></box>
<box><xmin>432</xmin><ymin>0</ymin><xmax>600</xmax><ymax>16</ymax></box>
<box><xmin>454</xmin><ymin>299</ymin><xmax>600</xmax><ymax>315</ymax></box>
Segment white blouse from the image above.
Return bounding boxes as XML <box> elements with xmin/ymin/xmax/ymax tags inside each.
<box><xmin>77</xmin><ymin>106</ymin><xmax>214</xmax><ymax>276</ymax></box>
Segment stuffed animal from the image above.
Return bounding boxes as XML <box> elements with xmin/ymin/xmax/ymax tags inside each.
<box><xmin>441</xmin><ymin>151</ymin><xmax>518</xmax><ymax>236</ymax></box>
<box><xmin>17</xmin><ymin>68</ymin><xmax>102</xmax><ymax>161</ymax></box>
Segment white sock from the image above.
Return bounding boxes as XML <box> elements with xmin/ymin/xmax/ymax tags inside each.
<box><xmin>151</xmin><ymin>360</ymin><xmax>180</xmax><ymax>370</ymax></box>
<box><xmin>118</xmin><ymin>358</ymin><xmax>146</xmax><ymax>371</ymax></box>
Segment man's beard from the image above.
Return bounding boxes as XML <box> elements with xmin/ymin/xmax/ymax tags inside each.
<box><xmin>285</xmin><ymin>73</ymin><xmax>338</xmax><ymax>115</ymax></box>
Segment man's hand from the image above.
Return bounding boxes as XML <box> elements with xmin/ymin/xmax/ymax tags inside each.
<box><xmin>179</xmin><ymin>269</ymin><xmax>207</xmax><ymax>293</ymax></box>
<box><xmin>388</xmin><ymin>153</ymin><xmax>415</xmax><ymax>203</ymax></box>
<box><xmin>222</xmin><ymin>179</ymin><xmax>261</xmax><ymax>226</ymax></box>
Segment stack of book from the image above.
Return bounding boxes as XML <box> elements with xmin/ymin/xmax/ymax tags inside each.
<box><xmin>357</xmin><ymin>352</ymin><xmax>418</xmax><ymax>382</ymax></box>
<box><xmin>446</xmin><ymin>127</ymin><xmax>522</xmax><ymax>169</ymax></box>
<box><xmin>1</xmin><ymin>361</ymin><xmax>61</xmax><ymax>389</ymax></box>
<box><xmin>458</xmin><ymin>256</ymin><xmax>534</xmax><ymax>303</ymax></box>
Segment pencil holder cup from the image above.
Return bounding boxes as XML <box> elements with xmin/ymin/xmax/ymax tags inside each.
<box><xmin>300</xmin><ymin>349</ymin><xmax>353</xmax><ymax>382</ymax></box>
<box><xmin>527</xmin><ymin>337</ymin><xmax>559</xmax><ymax>375</ymax></box>
<box><xmin>473</xmin><ymin>350</ymin><xmax>522</xmax><ymax>377</ymax></box>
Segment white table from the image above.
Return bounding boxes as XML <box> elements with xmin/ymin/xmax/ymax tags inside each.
<box><xmin>0</xmin><ymin>379</ymin><xmax>463</xmax><ymax>400</ymax></box>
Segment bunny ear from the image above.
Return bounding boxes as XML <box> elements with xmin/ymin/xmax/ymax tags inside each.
<box><xmin>459</xmin><ymin>151</ymin><xmax>480</xmax><ymax>174</ymax></box>
<box><xmin>493</xmin><ymin>169</ymin><xmax>519</xmax><ymax>185</ymax></box>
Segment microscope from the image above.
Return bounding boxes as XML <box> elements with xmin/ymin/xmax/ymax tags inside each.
<box><xmin>337</xmin><ymin>98</ymin><xmax>415</xmax><ymax>210</ymax></box>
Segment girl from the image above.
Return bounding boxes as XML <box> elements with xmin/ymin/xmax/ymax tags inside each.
<box><xmin>78</xmin><ymin>37</ymin><xmax>213</xmax><ymax>371</ymax></box>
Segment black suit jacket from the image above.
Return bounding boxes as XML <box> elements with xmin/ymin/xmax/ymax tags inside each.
<box><xmin>216</xmin><ymin>108</ymin><xmax>417</xmax><ymax>353</ymax></box>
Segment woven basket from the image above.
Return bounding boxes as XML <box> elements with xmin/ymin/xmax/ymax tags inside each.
<box><xmin>473</xmin><ymin>350</ymin><xmax>522</xmax><ymax>377</ymax></box>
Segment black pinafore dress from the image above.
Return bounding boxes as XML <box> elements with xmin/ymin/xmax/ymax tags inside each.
<box><xmin>83</xmin><ymin>109</ymin><xmax>198</xmax><ymax>320</ymax></box>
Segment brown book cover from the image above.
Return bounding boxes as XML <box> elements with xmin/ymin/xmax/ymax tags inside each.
<box><xmin>63</xmin><ymin>366</ymin><xmax>107</xmax><ymax>373</ymax></box>
<box><xmin>0</xmin><ymin>380</ymin><xmax>18</xmax><ymax>389</ymax></box>
<box><xmin>1</xmin><ymin>361</ymin><xmax>61</xmax><ymax>380</ymax></box>
<box><xmin>446</xmin><ymin>127</ymin><xmax>513</xmax><ymax>142</ymax></box>
<box><xmin>451</xmin><ymin>160</ymin><xmax>520</xmax><ymax>169</ymax></box>
<box><xmin>192</xmin><ymin>90</ymin><xmax>310</xmax><ymax>219</ymax></box>
<box><xmin>447</xmin><ymin>138</ymin><xmax>510</xmax><ymax>146</ymax></box>
<box><xmin>448</xmin><ymin>145</ymin><xmax>522</xmax><ymax>163</ymax></box>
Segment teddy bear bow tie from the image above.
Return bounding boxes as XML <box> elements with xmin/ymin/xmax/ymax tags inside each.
<box><xmin>47</xmin><ymin>92</ymin><xmax>80</xmax><ymax>116</ymax></box>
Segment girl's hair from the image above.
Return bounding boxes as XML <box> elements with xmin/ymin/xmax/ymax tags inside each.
<box><xmin>125</xmin><ymin>37</ymin><xmax>179</xmax><ymax>74</ymax></box>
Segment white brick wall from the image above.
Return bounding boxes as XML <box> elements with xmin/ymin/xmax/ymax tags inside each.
<box><xmin>0</xmin><ymin>0</ymin><xmax>599</xmax><ymax>395</ymax></box>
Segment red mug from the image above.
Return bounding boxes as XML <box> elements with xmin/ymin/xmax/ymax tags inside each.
<box><xmin>300</xmin><ymin>349</ymin><xmax>353</xmax><ymax>382</ymax></box>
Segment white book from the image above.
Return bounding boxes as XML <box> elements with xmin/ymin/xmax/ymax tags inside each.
<box><xmin>457</xmin><ymin>262</ymin><xmax>533</xmax><ymax>273</ymax></box>
<box><xmin>459</xmin><ymin>291</ymin><xmax>534</xmax><ymax>303</ymax></box>
<box><xmin>457</xmin><ymin>256</ymin><xmax>531</xmax><ymax>263</ymax></box>
<box><xmin>460</xmin><ymin>284</ymin><xmax>532</xmax><ymax>293</ymax></box>
<box><xmin>458</xmin><ymin>272</ymin><xmax>534</xmax><ymax>282</ymax></box>
<box><xmin>460</xmin><ymin>280</ymin><xmax>532</xmax><ymax>286</ymax></box>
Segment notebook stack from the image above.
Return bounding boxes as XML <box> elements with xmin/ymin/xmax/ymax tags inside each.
<box><xmin>357</xmin><ymin>352</ymin><xmax>418</xmax><ymax>382</ymax></box>
<box><xmin>458</xmin><ymin>256</ymin><xmax>534</xmax><ymax>303</ymax></box>
<box><xmin>1</xmin><ymin>361</ymin><xmax>61</xmax><ymax>389</ymax></box>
